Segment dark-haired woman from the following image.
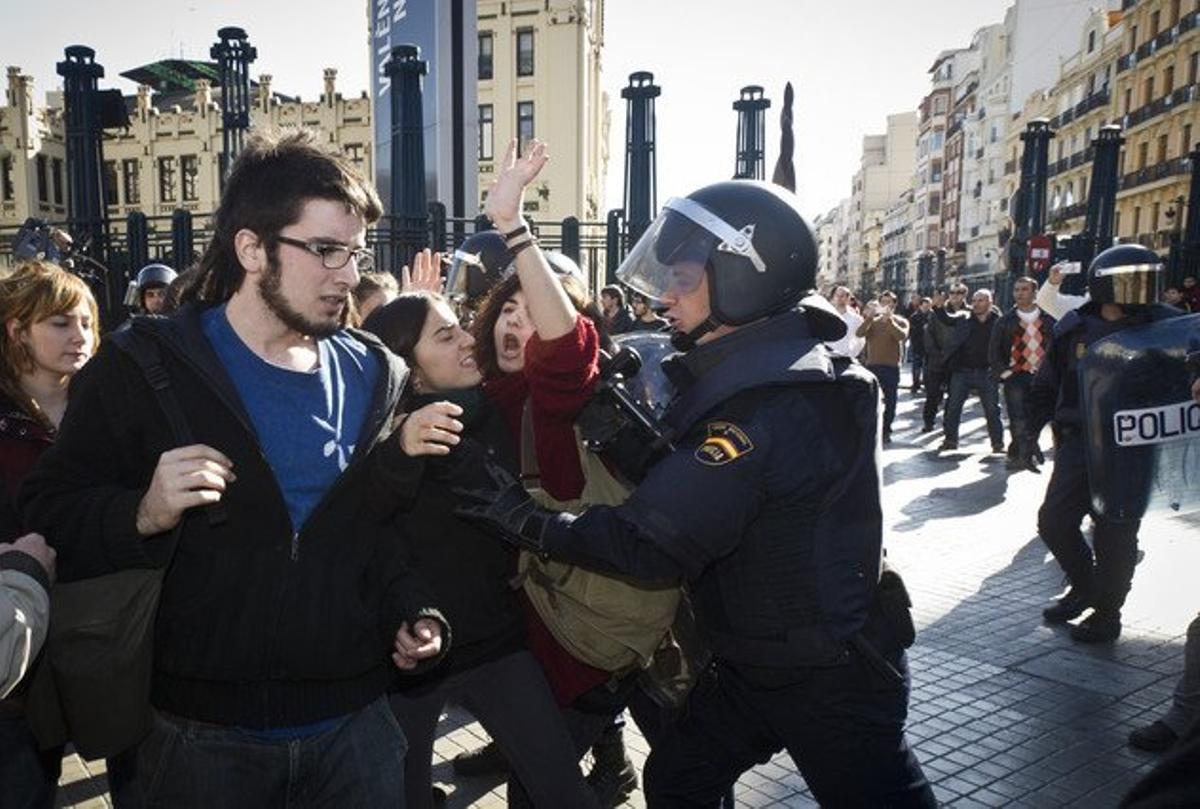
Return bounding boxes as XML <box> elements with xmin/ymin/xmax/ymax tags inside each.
<box><xmin>465</xmin><ymin>142</ymin><xmax>641</xmax><ymax>808</ymax></box>
<box><xmin>367</xmin><ymin>281</ymin><xmax>599</xmax><ymax>809</ymax></box>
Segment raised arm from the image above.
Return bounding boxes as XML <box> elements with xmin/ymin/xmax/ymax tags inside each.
<box><xmin>483</xmin><ymin>139</ymin><xmax>575</xmax><ymax>341</ymax></box>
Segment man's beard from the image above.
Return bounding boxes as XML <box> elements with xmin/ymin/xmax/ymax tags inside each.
<box><xmin>259</xmin><ymin>257</ymin><xmax>346</xmax><ymax>338</ymax></box>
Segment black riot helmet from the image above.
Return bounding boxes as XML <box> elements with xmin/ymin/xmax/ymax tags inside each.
<box><xmin>1087</xmin><ymin>244</ymin><xmax>1163</xmax><ymax>307</ymax></box>
<box><xmin>616</xmin><ymin>180</ymin><xmax>817</xmax><ymax>348</ymax></box>
<box><xmin>446</xmin><ymin>231</ymin><xmax>514</xmax><ymax>307</ymax></box>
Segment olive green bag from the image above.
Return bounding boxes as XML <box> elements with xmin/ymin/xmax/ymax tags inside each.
<box><xmin>517</xmin><ymin>406</ymin><xmax>681</xmax><ymax>673</ymax></box>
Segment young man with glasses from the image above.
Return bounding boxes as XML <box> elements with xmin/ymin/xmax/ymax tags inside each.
<box><xmin>22</xmin><ymin>130</ymin><xmax>449</xmax><ymax>806</ymax></box>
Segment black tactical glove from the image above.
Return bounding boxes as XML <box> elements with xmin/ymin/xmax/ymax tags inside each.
<box><xmin>454</xmin><ymin>461</ymin><xmax>554</xmax><ymax>555</ymax></box>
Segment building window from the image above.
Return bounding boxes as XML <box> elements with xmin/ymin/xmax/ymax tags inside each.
<box><xmin>181</xmin><ymin>155</ymin><xmax>199</xmax><ymax>202</ymax></box>
<box><xmin>933</xmin><ymin>96</ymin><xmax>947</xmax><ymax>115</ymax></box>
<box><xmin>344</xmin><ymin>143</ymin><xmax>365</xmax><ymax>166</ymax></box>
<box><xmin>1183</xmin><ymin>124</ymin><xmax>1193</xmax><ymax>156</ymax></box>
<box><xmin>478</xmin><ymin>32</ymin><xmax>493</xmax><ymax>80</ymax></box>
<box><xmin>35</xmin><ymin>155</ymin><xmax>48</xmax><ymax>203</ymax></box>
<box><xmin>51</xmin><ymin>158</ymin><xmax>63</xmax><ymax>205</ymax></box>
<box><xmin>1164</xmin><ymin>65</ymin><xmax>1175</xmax><ymax>96</ymax></box>
<box><xmin>1143</xmin><ymin>75</ymin><xmax>1155</xmax><ymax>105</ymax></box>
<box><xmin>517</xmin><ymin>101</ymin><xmax>534</xmax><ymax>150</ymax></box>
<box><xmin>1158</xmin><ymin>133</ymin><xmax>1170</xmax><ymax>164</ymax></box>
<box><xmin>516</xmin><ymin>29</ymin><xmax>534</xmax><ymax>77</ymax></box>
<box><xmin>1190</xmin><ymin>52</ymin><xmax>1199</xmax><ymax>86</ymax></box>
<box><xmin>158</xmin><ymin>156</ymin><xmax>177</xmax><ymax>203</ymax></box>
<box><xmin>103</xmin><ymin>161</ymin><xmax>118</xmax><ymax>207</ymax></box>
<box><xmin>478</xmin><ymin>104</ymin><xmax>494</xmax><ymax>161</ymax></box>
<box><xmin>1088</xmin><ymin>30</ymin><xmax>1096</xmax><ymax>53</ymax></box>
<box><xmin>1133</xmin><ymin>207</ymin><xmax>1141</xmax><ymax>235</ymax></box>
<box><xmin>1138</xmin><ymin>141</ymin><xmax>1149</xmax><ymax>169</ymax></box>
<box><xmin>1124</xmin><ymin>88</ymin><xmax>1133</xmax><ymax>115</ymax></box>
<box><xmin>122</xmin><ymin>159</ymin><xmax>140</xmax><ymax>205</ymax></box>
<box><xmin>0</xmin><ymin>156</ymin><xmax>12</xmax><ymax>201</ymax></box>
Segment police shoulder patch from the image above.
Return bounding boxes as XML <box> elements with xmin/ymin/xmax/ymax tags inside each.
<box><xmin>694</xmin><ymin>421</ymin><xmax>754</xmax><ymax>466</ymax></box>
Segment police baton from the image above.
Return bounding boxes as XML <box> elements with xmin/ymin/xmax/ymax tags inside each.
<box><xmin>849</xmin><ymin>633</ymin><xmax>905</xmax><ymax>687</ymax></box>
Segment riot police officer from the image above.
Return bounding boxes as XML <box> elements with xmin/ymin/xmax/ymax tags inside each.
<box><xmin>1027</xmin><ymin>244</ymin><xmax>1183</xmax><ymax>643</ymax></box>
<box><xmin>127</xmin><ymin>262</ymin><xmax>177</xmax><ymax>315</ymax></box>
<box><xmin>459</xmin><ymin>180</ymin><xmax>936</xmax><ymax>807</ymax></box>
<box><xmin>445</xmin><ymin>230</ymin><xmax>514</xmax><ymax>318</ymax></box>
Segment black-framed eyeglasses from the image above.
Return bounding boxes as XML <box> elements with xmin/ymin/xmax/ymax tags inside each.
<box><xmin>276</xmin><ymin>236</ymin><xmax>375</xmax><ymax>272</ymax></box>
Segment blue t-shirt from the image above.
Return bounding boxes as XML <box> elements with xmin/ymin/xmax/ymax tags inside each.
<box><xmin>202</xmin><ymin>305</ymin><xmax>380</xmax><ymax>531</ymax></box>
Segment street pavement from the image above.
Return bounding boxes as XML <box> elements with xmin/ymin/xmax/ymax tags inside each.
<box><xmin>55</xmin><ymin>378</ymin><xmax>1199</xmax><ymax>807</ymax></box>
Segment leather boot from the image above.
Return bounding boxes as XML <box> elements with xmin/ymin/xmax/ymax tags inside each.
<box><xmin>1043</xmin><ymin>584</ymin><xmax>1093</xmax><ymax>625</ymax></box>
<box><xmin>586</xmin><ymin>724</ymin><xmax>638</xmax><ymax>808</ymax></box>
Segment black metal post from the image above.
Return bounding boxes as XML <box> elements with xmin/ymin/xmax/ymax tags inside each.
<box><xmin>56</xmin><ymin>46</ymin><xmax>106</xmax><ymax>258</ymax></box>
<box><xmin>733</xmin><ymin>86</ymin><xmax>770</xmax><ymax>180</ymax></box>
<box><xmin>211</xmin><ymin>27</ymin><xmax>257</xmax><ymax>178</ymax></box>
<box><xmin>1010</xmin><ymin>118</ymin><xmax>1056</xmax><ymax>275</ymax></box>
<box><xmin>1173</xmin><ymin>143</ymin><xmax>1200</xmax><ymax>286</ymax></box>
<box><xmin>428</xmin><ymin>201</ymin><xmax>448</xmax><ymax>254</ymax></box>
<box><xmin>606</xmin><ymin>208</ymin><xmax>626</xmax><ymax>285</ymax></box>
<box><xmin>171</xmin><ymin>209</ymin><xmax>194</xmax><ymax>270</ymax></box>
<box><xmin>385</xmin><ymin>45</ymin><xmax>429</xmax><ymax>267</ymax></box>
<box><xmin>561</xmin><ymin>216</ymin><xmax>581</xmax><ymax>264</ymax></box>
<box><xmin>126</xmin><ymin>211</ymin><xmax>149</xmax><ymax>272</ymax></box>
<box><xmin>622</xmin><ymin>72</ymin><xmax>661</xmax><ymax>247</ymax></box>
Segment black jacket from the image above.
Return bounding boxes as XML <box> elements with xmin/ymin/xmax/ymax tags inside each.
<box><xmin>397</xmin><ymin>396</ymin><xmax>525</xmax><ymax>691</ymax></box>
<box><xmin>20</xmin><ymin>307</ymin><xmax>446</xmax><ymax>728</ymax></box>
<box><xmin>544</xmin><ymin>311</ymin><xmax>889</xmax><ymax>668</ymax></box>
<box><xmin>923</xmin><ymin>306</ymin><xmax>970</xmax><ymax>372</ymax></box>
<box><xmin>987</xmin><ymin>306</ymin><xmax>1056</xmax><ymax>380</ymax></box>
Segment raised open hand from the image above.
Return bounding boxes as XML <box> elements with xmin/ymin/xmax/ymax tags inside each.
<box><xmin>400</xmin><ymin>248</ymin><xmax>445</xmax><ymax>294</ymax></box>
<box><xmin>484</xmin><ymin>138</ymin><xmax>549</xmax><ymax>232</ymax></box>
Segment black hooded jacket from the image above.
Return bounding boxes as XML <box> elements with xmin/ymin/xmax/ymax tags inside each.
<box><xmin>20</xmin><ymin>305</ymin><xmax>446</xmax><ymax>728</ymax></box>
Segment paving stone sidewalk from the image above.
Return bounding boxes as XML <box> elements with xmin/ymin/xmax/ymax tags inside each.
<box><xmin>56</xmin><ymin>382</ymin><xmax>1198</xmax><ymax>807</ymax></box>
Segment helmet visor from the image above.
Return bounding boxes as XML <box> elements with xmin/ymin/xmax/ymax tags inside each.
<box><xmin>616</xmin><ymin>197</ymin><xmax>767</xmax><ymax>301</ymax></box>
<box><xmin>1095</xmin><ymin>262</ymin><xmax>1163</xmax><ymax>306</ymax></box>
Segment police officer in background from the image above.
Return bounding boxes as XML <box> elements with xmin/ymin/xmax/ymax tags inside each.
<box><xmin>1026</xmin><ymin>244</ymin><xmax>1183</xmax><ymax>644</ymax></box>
<box><xmin>127</xmin><ymin>263</ymin><xmax>178</xmax><ymax>315</ymax></box>
<box><xmin>460</xmin><ymin>180</ymin><xmax>936</xmax><ymax>807</ymax></box>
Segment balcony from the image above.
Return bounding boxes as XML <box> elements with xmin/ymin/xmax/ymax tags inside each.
<box><xmin>1124</xmin><ymin>83</ymin><xmax>1200</xmax><ymax>130</ymax></box>
<box><xmin>1073</xmin><ymin>87</ymin><xmax>1110</xmax><ymax>118</ymax></box>
<box><xmin>1119</xmin><ymin>157</ymin><xmax>1191</xmax><ymax>191</ymax></box>
<box><xmin>1181</xmin><ymin>11</ymin><xmax>1199</xmax><ymax>36</ymax></box>
<box><xmin>1117</xmin><ymin>52</ymin><xmax>1135</xmax><ymax>74</ymax></box>
<box><xmin>1048</xmin><ymin>201</ymin><xmax>1088</xmax><ymax>226</ymax></box>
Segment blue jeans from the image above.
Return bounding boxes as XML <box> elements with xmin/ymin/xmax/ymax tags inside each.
<box><xmin>910</xmin><ymin>352</ymin><xmax>924</xmax><ymax>390</ymax></box>
<box><xmin>868</xmin><ymin>365</ymin><xmax>900</xmax><ymax>437</ymax></box>
<box><xmin>1001</xmin><ymin>372</ymin><xmax>1034</xmax><ymax>451</ymax></box>
<box><xmin>133</xmin><ymin>697</ymin><xmax>406</xmax><ymax>808</ymax></box>
<box><xmin>943</xmin><ymin>368</ymin><xmax>1003</xmax><ymax>446</ymax></box>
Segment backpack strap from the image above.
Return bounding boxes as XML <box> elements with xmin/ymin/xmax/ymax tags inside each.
<box><xmin>110</xmin><ymin>322</ymin><xmax>227</xmax><ymax>530</ymax></box>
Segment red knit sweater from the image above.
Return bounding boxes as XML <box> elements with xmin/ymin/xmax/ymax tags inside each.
<box><xmin>483</xmin><ymin>316</ymin><xmax>611</xmax><ymax>704</ymax></box>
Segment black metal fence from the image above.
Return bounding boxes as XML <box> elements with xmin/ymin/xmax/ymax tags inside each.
<box><xmin>2</xmin><ymin>204</ymin><xmax>628</xmax><ymax>325</ymax></box>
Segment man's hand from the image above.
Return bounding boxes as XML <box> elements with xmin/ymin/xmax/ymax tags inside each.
<box><xmin>392</xmin><ymin>618</ymin><xmax>443</xmax><ymax>670</ymax></box>
<box><xmin>396</xmin><ymin>401</ymin><xmax>464</xmax><ymax>456</ymax></box>
<box><xmin>400</xmin><ymin>248</ymin><xmax>444</xmax><ymax>294</ymax></box>
<box><xmin>454</xmin><ymin>461</ymin><xmax>553</xmax><ymax>553</ymax></box>
<box><xmin>1048</xmin><ymin>264</ymin><xmax>1063</xmax><ymax>287</ymax></box>
<box><xmin>483</xmin><ymin>138</ymin><xmax>549</xmax><ymax>232</ymax></box>
<box><xmin>135</xmin><ymin>445</ymin><xmax>235</xmax><ymax>537</ymax></box>
<box><xmin>0</xmin><ymin>533</ymin><xmax>56</xmax><ymax>582</ymax></box>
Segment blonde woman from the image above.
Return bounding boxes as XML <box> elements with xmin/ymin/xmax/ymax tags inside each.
<box><xmin>0</xmin><ymin>259</ymin><xmax>97</xmax><ymax>809</ymax></box>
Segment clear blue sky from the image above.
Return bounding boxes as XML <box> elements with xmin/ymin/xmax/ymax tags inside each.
<box><xmin>7</xmin><ymin>0</ymin><xmax>1013</xmax><ymax>220</ymax></box>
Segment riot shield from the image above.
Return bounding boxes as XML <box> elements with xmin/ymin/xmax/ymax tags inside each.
<box><xmin>1079</xmin><ymin>313</ymin><xmax>1200</xmax><ymax>522</ymax></box>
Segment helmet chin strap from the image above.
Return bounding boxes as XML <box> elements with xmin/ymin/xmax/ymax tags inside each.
<box><xmin>670</xmin><ymin>315</ymin><xmax>721</xmax><ymax>351</ymax></box>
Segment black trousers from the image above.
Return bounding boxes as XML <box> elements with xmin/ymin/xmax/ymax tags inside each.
<box><xmin>1037</xmin><ymin>434</ymin><xmax>1141</xmax><ymax>611</ymax></box>
<box><xmin>643</xmin><ymin>653</ymin><xmax>936</xmax><ymax>808</ymax></box>
<box><xmin>921</xmin><ymin>367</ymin><xmax>948</xmax><ymax>429</ymax></box>
<box><xmin>389</xmin><ymin>651</ymin><xmax>598</xmax><ymax>809</ymax></box>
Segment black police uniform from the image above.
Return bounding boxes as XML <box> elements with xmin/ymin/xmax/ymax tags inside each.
<box><xmin>538</xmin><ymin>309</ymin><xmax>935</xmax><ymax>808</ymax></box>
<box><xmin>1029</xmin><ymin>301</ymin><xmax>1182</xmax><ymax>626</ymax></box>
